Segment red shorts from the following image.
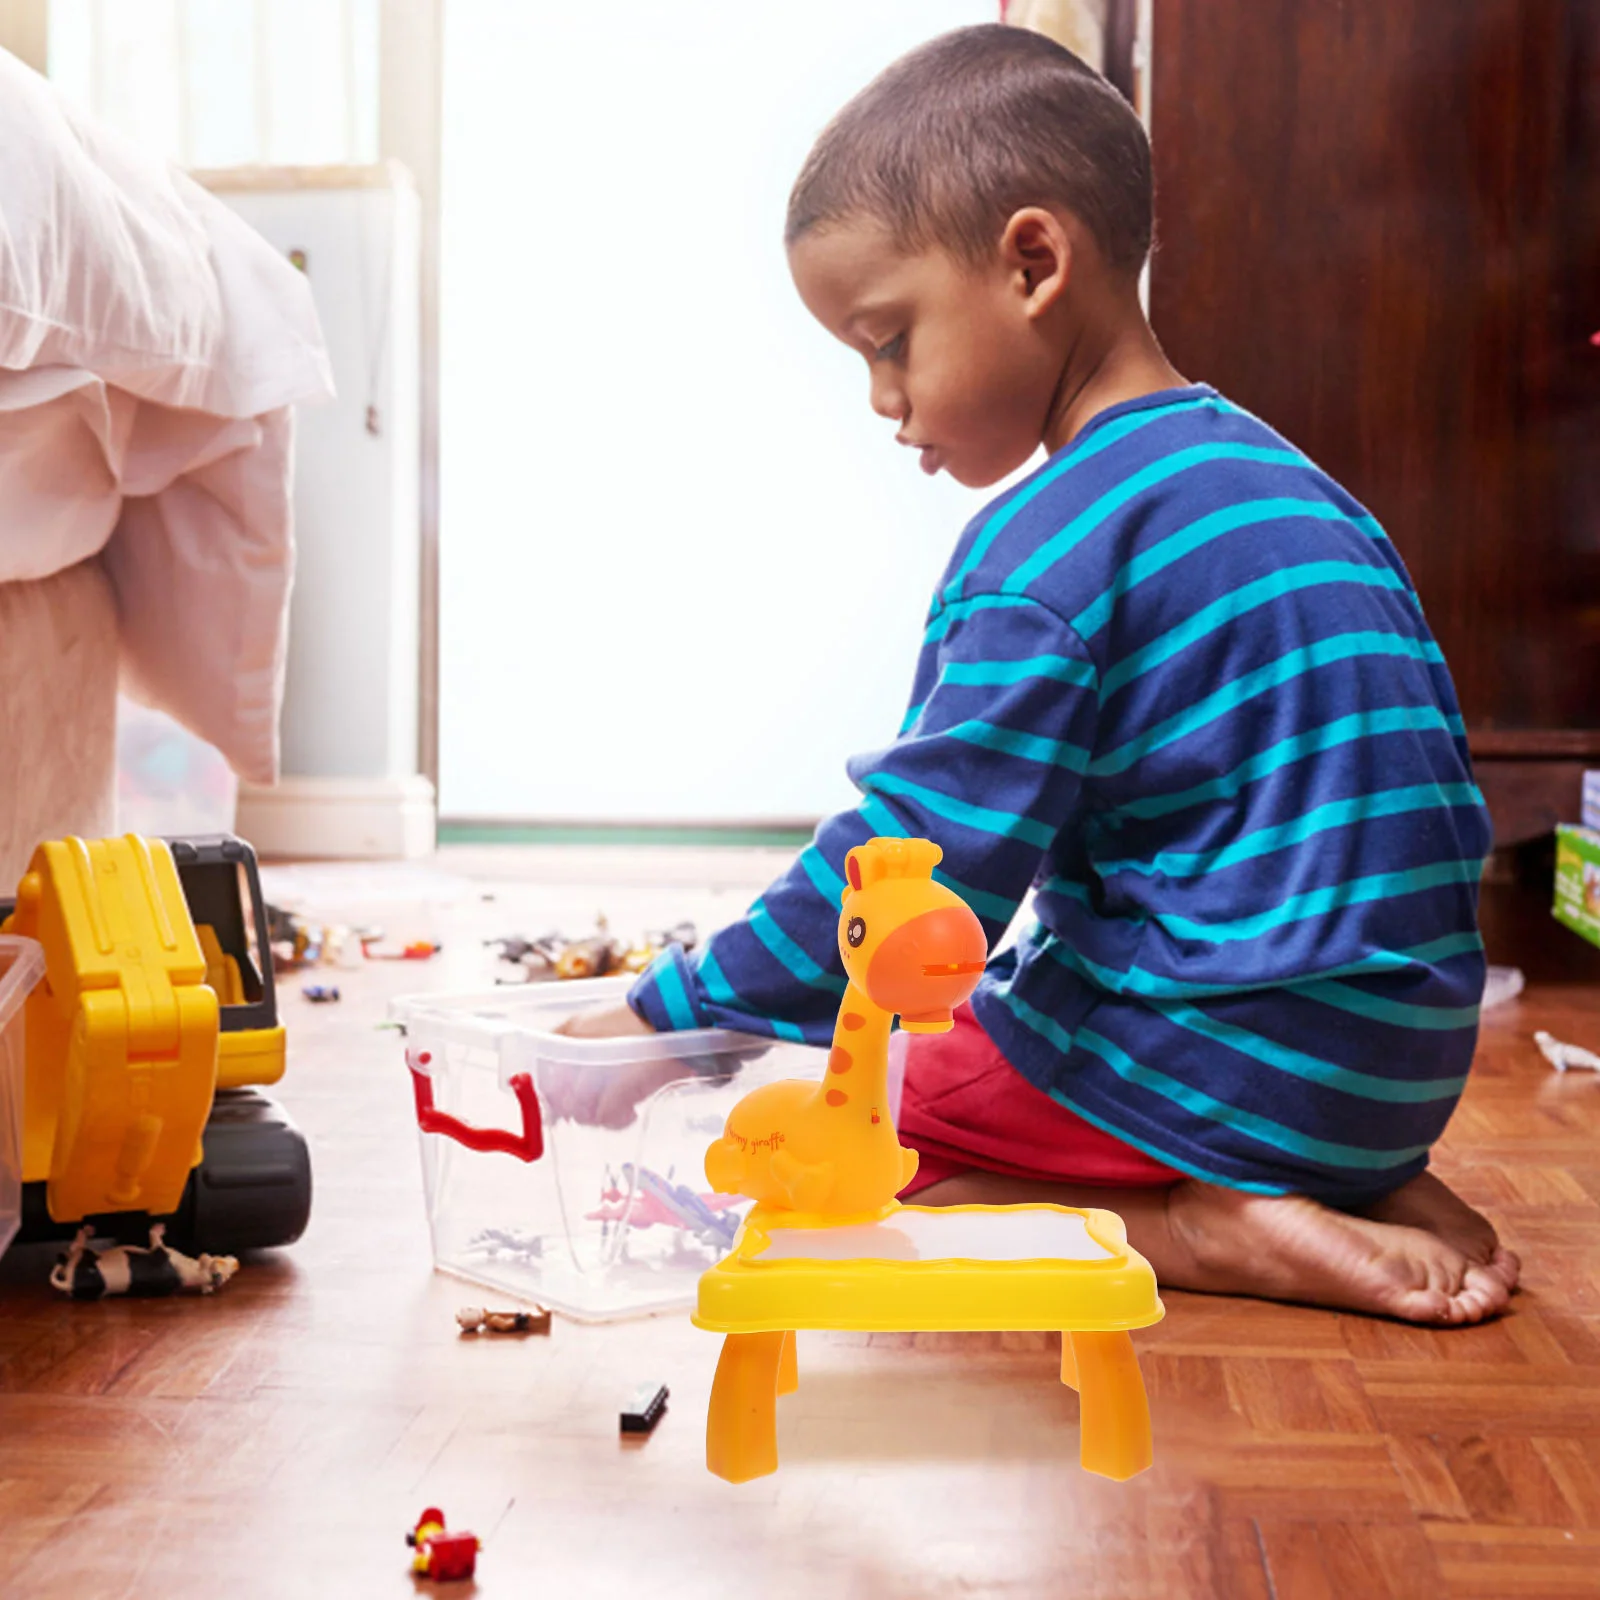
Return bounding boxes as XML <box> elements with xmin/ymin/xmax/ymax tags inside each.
<box><xmin>897</xmin><ymin>1003</ymin><xmax>1182</xmax><ymax>1197</ymax></box>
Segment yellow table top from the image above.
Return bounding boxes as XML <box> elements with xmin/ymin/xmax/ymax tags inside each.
<box><xmin>693</xmin><ymin>1202</ymin><xmax>1164</xmax><ymax>1335</ymax></box>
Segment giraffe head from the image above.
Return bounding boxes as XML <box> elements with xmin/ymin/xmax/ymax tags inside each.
<box><xmin>837</xmin><ymin>837</ymin><xmax>986</xmax><ymax>1033</ymax></box>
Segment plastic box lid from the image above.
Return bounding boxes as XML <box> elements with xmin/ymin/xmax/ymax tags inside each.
<box><xmin>389</xmin><ymin>975</ymin><xmax>777</xmax><ymax>1074</ymax></box>
<box><xmin>0</xmin><ymin>935</ymin><xmax>42</xmax><ymax>1026</ymax></box>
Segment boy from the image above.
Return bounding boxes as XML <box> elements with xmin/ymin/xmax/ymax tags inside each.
<box><xmin>569</xmin><ymin>25</ymin><xmax>1515</xmax><ymax>1325</ymax></box>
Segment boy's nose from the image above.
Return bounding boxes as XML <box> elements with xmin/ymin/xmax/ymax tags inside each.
<box><xmin>869</xmin><ymin>374</ymin><xmax>906</xmax><ymax>423</ymax></box>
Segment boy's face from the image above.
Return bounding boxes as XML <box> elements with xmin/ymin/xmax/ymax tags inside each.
<box><xmin>788</xmin><ymin>218</ymin><xmax>1064</xmax><ymax>488</ymax></box>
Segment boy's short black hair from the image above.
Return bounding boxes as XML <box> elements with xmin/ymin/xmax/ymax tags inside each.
<box><xmin>786</xmin><ymin>24</ymin><xmax>1152</xmax><ymax>279</ymax></box>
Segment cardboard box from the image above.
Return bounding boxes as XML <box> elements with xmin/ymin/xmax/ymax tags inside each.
<box><xmin>1583</xmin><ymin>770</ymin><xmax>1600</xmax><ymax>832</ymax></box>
<box><xmin>1554</xmin><ymin>824</ymin><xmax>1600</xmax><ymax>950</ymax></box>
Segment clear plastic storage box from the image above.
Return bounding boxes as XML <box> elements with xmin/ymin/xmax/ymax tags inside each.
<box><xmin>392</xmin><ymin>977</ymin><xmax>902</xmax><ymax>1321</ymax></box>
<box><xmin>0</xmin><ymin>937</ymin><xmax>45</xmax><ymax>1259</ymax></box>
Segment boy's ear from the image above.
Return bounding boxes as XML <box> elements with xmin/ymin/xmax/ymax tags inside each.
<box><xmin>1000</xmin><ymin>207</ymin><xmax>1072</xmax><ymax>317</ymax></box>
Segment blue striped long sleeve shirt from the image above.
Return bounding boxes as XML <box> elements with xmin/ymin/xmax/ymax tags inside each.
<box><xmin>630</xmin><ymin>386</ymin><xmax>1492</xmax><ymax>1205</ymax></box>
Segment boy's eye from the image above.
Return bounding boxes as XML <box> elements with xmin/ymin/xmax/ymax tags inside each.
<box><xmin>873</xmin><ymin>333</ymin><xmax>906</xmax><ymax>363</ymax></box>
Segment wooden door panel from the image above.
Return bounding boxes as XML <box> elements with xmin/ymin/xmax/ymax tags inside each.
<box><xmin>1148</xmin><ymin>0</ymin><xmax>1600</xmax><ymax>739</ymax></box>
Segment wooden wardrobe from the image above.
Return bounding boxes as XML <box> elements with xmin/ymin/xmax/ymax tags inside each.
<box><xmin>1132</xmin><ymin>0</ymin><xmax>1600</xmax><ymax>849</ymax></box>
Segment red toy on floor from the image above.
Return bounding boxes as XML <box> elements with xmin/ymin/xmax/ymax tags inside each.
<box><xmin>406</xmin><ymin>1508</ymin><xmax>479</xmax><ymax>1582</ymax></box>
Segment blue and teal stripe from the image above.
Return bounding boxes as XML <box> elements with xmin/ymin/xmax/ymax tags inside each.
<box><xmin>1147</xmin><ymin>998</ymin><xmax>1469</xmax><ymax>1102</ymax></box>
<box><xmin>1071</xmin><ymin>1022</ymin><xmax>1437</xmax><ymax>1171</ymax></box>
<box><xmin>1095</xmin><ymin>782</ymin><xmax>1485</xmax><ymax>880</ymax></box>
<box><xmin>1027</xmin><ymin>919</ymin><xmax>1486</xmax><ymax>1002</ymax></box>
<box><xmin>1001</xmin><ymin>443</ymin><xmax>1307</xmax><ymax>596</ymax></box>
<box><xmin>997</xmin><ymin>987</ymin><xmax>1435</xmax><ymax>1176</ymax></box>
<box><xmin>644</xmin><ymin>946</ymin><xmax>702</xmax><ymax>1032</ymax></box>
<box><xmin>900</xmin><ymin>648</ymin><xmax>1098</xmax><ymax>733</ymax></box>
<box><xmin>1151</xmin><ymin>859</ymin><xmax>1483</xmax><ymax>946</ymax></box>
<box><xmin>1106</xmin><ymin>705</ymin><xmax>1468</xmax><ymax>821</ymax></box>
<box><xmin>1071</xmin><ymin>497</ymin><xmax>1383</xmax><ymax>640</ymax></box>
<box><xmin>854</xmin><ymin>793</ymin><xmax>1023</xmax><ymax>924</ymax></box>
<box><xmin>745</xmin><ymin>900</ymin><xmax>846</xmax><ymax>994</ymax></box>
<box><xmin>938</xmin><ymin>718</ymin><xmax>1091</xmax><ymax>772</ymax></box>
<box><xmin>1098</xmin><ymin>560</ymin><xmax>1410</xmax><ymax>700</ymax></box>
<box><xmin>696</xmin><ymin>946</ymin><xmax>809</xmax><ymax>1043</ymax></box>
<box><xmin>859</xmin><ymin>771</ymin><xmax>1057</xmax><ymax>850</ymax></box>
<box><xmin>1089</xmin><ymin>632</ymin><xmax>1447</xmax><ymax>777</ymax></box>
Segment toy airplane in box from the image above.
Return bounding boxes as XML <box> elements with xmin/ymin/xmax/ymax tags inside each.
<box><xmin>0</xmin><ymin>834</ymin><xmax>311</xmax><ymax>1253</ymax></box>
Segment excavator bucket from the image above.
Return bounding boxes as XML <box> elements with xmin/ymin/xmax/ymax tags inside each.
<box><xmin>8</xmin><ymin>836</ymin><xmax>219</xmax><ymax>1223</ymax></box>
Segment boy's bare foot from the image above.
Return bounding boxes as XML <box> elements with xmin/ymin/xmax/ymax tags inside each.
<box><xmin>1356</xmin><ymin>1169</ymin><xmax>1520</xmax><ymax>1289</ymax></box>
<box><xmin>1162</xmin><ymin>1181</ymin><xmax>1517</xmax><ymax>1325</ymax></box>
<box><xmin>914</xmin><ymin>1170</ymin><xmax>1518</xmax><ymax>1326</ymax></box>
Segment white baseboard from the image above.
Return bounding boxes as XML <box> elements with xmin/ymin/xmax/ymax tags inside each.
<box><xmin>236</xmin><ymin>775</ymin><xmax>437</xmax><ymax>860</ymax></box>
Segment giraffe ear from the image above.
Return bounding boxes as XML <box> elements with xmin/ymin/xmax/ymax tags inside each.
<box><xmin>847</xmin><ymin>837</ymin><xmax>942</xmax><ymax>895</ymax></box>
<box><xmin>845</xmin><ymin>844</ymin><xmax>887</xmax><ymax>894</ymax></box>
<box><xmin>897</xmin><ymin>838</ymin><xmax>944</xmax><ymax>878</ymax></box>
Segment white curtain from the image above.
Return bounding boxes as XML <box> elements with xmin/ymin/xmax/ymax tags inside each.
<box><xmin>440</xmin><ymin>0</ymin><xmax>1000</xmax><ymax>823</ymax></box>
<box><xmin>47</xmin><ymin>0</ymin><xmax>379</xmax><ymax>168</ymax></box>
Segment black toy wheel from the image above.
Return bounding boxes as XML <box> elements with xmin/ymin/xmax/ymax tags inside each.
<box><xmin>14</xmin><ymin>1089</ymin><xmax>312</xmax><ymax>1254</ymax></box>
<box><xmin>163</xmin><ymin>1089</ymin><xmax>313</xmax><ymax>1254</ymax></box>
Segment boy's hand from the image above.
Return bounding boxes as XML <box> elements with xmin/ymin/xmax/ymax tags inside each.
<box><xmin>558</xmin><ymin>1001</ymin><xmax>656</xmax><ymax>1040</ymax></box>
<box><xmin>546</xmin><ymin>1001</ymin><xmax>684</xmax><ymax>1128</ymax></box>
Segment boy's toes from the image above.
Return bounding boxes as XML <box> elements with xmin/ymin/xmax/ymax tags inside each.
<box><xmin>1362</xmin><ymin>1229</ymin><xmax>1512</xmax><ymax>1327</ymax></box>
<box><xmin>1450</xmin><ymin>1262</ymin><xmax>1513</xmax><ymax>1324</ymax></box>
<box><xmin>1387</xmin><ymin>1281</ymin><xmax>1454</xmax><ymax>1325</ymax></box>
<box><xmin>1488</xmin><ymin>1245</ymin><xmax>1522</xmax><ymax>1291</ymax></box>
<box><xmin>1419</xmin><ymin>1261</ymin><xmax>1512</xmax><ymax>1326</ymax></box>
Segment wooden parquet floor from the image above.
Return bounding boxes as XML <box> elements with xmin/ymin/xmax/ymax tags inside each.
<box><xmin>1</xmin><ymin>847</ymin><xmax>1597</xmax><ymax>1599</ymax></box>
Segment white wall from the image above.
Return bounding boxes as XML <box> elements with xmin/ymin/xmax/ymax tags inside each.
<box><xmin>439</xmin><ymin>0</ymin><xmax>998</xmax><ymax>823</ymax></box>
<box><xmin>215</xmin><ymin>177</ymin><xmax>421</xmax><ymax>784</ymax></box>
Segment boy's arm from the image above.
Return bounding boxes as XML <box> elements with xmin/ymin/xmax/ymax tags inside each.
<box><xmin>628</xmin><ymin>598</ymin><xmax>1098</xmax><ymax>1043</ymax></box>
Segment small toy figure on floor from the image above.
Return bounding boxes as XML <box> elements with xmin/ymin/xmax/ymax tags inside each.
<box><xmin>620</xmin><ymin>1381</ymin><xmax>669</xmax><ymax>1435</ymax></box>
<box><xmin>407</xmin><ymin>1508</ymin><xmax>479</xmax><ymax>1582</ymax></box>
<box><xmin>50</xmin><ymin>1224</ymin><xmax>239</xmax><ymax>1300</ymax></box>
<box><xmin>455</xmin><ymin>1304</ymin><xmax>552</xmax><ymax>1335</ymax></box>
<box><xmin>1536</xmin><ymin>1030</ymin><xmax>1600</xmax><ymax>1073</ymax></box>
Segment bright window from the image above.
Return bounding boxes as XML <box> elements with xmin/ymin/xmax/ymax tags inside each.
<box><xmin>439</xmin><ymin>0</ymin><xmax>999</xmax><ymax>823</ymax></box>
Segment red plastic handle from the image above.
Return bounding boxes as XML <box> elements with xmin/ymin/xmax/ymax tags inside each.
<box><xmin>408</xmin><ymin>1050</ymin><xmax>544</xmax><ymax>1162</ymax></box>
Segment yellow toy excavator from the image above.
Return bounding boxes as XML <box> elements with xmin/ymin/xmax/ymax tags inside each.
<box><xmin>1</xmin><ymin>834</ymin><xmax>311</xmax><ymax>1253</ymax></box>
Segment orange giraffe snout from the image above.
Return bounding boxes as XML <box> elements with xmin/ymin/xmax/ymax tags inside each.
<box><xmin>865</xmin><ymin>903</ymin><xmax>987</xmax><ymax>1032</ymax></box>
<box><xmin>835</xmin><ymin>837</ymin><xmax>989</xmax><ymax>1034</ymax></box>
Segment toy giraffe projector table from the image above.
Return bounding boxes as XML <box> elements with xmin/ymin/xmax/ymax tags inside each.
<box><xmin>694</xmin><ymin>837</ymin><xmax>1163</xmax><ymax>1485</ymax></box>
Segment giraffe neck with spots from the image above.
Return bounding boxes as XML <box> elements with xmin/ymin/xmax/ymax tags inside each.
<box><xmin>816</xmin><ymin>981</ymin><xmax>895</xmax><ymax>1129</ymax></box>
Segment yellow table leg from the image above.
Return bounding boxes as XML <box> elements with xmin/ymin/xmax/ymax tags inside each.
<box><xmin>1059</xmin><ymin>1331</ymin><xmax>1079</xmax><ymax>1391</ymax></box>
<box><xmin>777</xmin><ymin>1329</ymin><xmax>799</xmax><ymax>1396</ymax></box>
<box><xmin>1069</xmin><ymin>1331</ymin><xmax>1152</xmax><ymax>1482</ymax></box>
<box><xmin>706</xmin><ymin>1331</ymin><xmax>786</xmax><ymax>1484</ymax></box>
